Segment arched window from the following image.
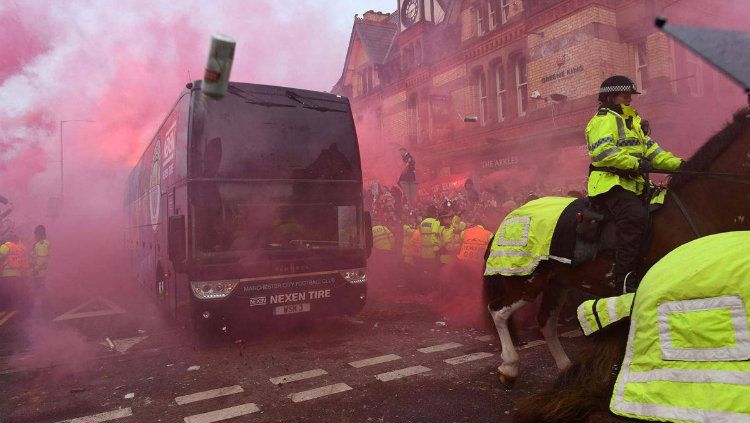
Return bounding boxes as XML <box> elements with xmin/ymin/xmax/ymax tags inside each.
<box><xmin>514</xmin><ymin>57</ymin><xmax>528</xmax><ymax>117</ymax></box>
<box><xmin>494</xmin><ymin>63</ymin><xmax>507</xmax><ymax>122</ymax></box>
<box><xmin>475</xmin><ymin>69</ymin><xmax>488</xmax><ymax>125</ymax></box>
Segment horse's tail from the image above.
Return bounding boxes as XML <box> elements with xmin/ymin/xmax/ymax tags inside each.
<box><xmin>512</xmin><ymin>320</ymin><xmax>630</xmax><ymax>423</ymax></box>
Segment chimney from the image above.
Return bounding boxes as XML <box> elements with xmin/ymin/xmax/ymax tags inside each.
<box><xmin>363</xmin><ymin>10</ymin><xmax>390</xmax><ymax>22</ymax></box>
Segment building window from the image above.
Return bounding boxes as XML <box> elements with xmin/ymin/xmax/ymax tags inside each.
<box><xmin>515</xmin><ymin>57</ymin><xmax>527</xmax><ymax>117</ymax></box>
<box><xmin>415</xmin><ymin>40</ymin><xmax>422</xmax><ymax>65</ymax></box>
<box><xmin>635</xmin><ymin>42</ymin><xmax>648</xmax><ymax>93</ymax></box>
<box><xmin>501</xmin><ymin>0</ymin><xmax>510</xmax><ymax>24</ymax></box>
<box><xmin>488</xmin><ymin>1</ymin><xmax>498</xmax><ymax>30</ymax></box>
<box><xmin>477</xmin><ymin>70</ymin><xmax>488</xmax><ymax>125</ymax></box>
<box><xmin>474</xmin><ymin>7</ymin><xmax>484</xmax><ymax>36</ymax></box>
<box><xmin>408</xmin><ymin>94</ymin><xmax>420</xmax><ymax>145</ymax></box>
<box><xmin>494</xmin><ymin>64</ymin><xmax>507</xmax><ymax>122</ymax></box>
<box><xmin>686</xmin><ymin>52</ymin><xmax>704</xmax><ymax>97</ymax></box>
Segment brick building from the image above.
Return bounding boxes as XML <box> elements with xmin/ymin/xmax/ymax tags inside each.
<box><xmin>333</xmin><ymin>0</ymin><xmax>740</xmax><ymax>200</ymax></box>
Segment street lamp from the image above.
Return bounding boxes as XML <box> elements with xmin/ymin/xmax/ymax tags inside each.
<box><xmin>59</xmin><ymin>119</ymin><xmax>95</xmax><ymax>198</ymax></box>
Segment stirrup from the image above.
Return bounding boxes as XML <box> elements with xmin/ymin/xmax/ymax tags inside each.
<box><xmin>622</xmin><ymin>271</ymin><xmax>638</xmax><ymax>294</ymax></box>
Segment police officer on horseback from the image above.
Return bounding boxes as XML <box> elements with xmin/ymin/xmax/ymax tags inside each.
<box><xmin>586</xmin><ymin>75</ymin><xmax>683</xmax><ymax>292</ymax></box>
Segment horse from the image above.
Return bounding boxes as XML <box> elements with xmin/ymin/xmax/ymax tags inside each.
<box><xmin>483</xmin><ymin>107</ymin><xmax>750</xmax><ymax>387</ymax></box>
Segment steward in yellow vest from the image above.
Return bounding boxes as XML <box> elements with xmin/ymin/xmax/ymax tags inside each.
<box><xmin>438</xmin><ymin>213</ymin><xmax>463</xmax><ymax>264</ymax></box>
<box><xmin>401</xmin><ymin>223</ymin><xmax>417</xmax><ymax>264</ymax></box>
<box><xmin>457</xmin><ymin>224</ymin><xmax>492</xmax><ymax>263</ymax></box>
<box><xmin>371</xmin><ymin>225</ymin><xmax>395</xmax><ymax>251</ymax></box>
<box><xmin>579</xmin><ymin>231</ymin><xmax>750</xmax><ymax>422</ymax></box>
<box><xmin>0</xmin><ymin>237</ymin><xmax>29</xmax><ymax>277</ymax></box>
<box><xmin>586</xmin><ymin>75</ymin><xmax>682</xmax><ymax>290</ymax></box>
<box><xmin>419</xmin><ymin>206</ymin><xmax>442</xmax><ymax>260</ymax></box>
<box><xmin>30</xmin><ymin>225</ymin><xmax>50</xmax><ymax>287</ymax></box>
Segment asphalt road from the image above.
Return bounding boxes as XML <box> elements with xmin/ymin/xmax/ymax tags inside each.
<box><xmin>0</xmin><ymin>255</ymin><xmax>591</xmax><ymax>423</ymax></box>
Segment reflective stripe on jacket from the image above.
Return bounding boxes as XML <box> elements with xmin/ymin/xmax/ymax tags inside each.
<box><xmin>577</xmin><ymin>293</ymin><xmax>634</xmax><ymax>336</ymax></box>
<box><xmin>586</xmin><ymin>105</ymin><xmax>682</xmax><ymax>196</ymax></box>
<box><xmin>372</xmin><ymin>225</ymin><xmax>395</xmax><ymax>251</ymax></box>
<box><xmin>419</xmin><ymin>218</ymin><xmax>442</xmax><ymax>259</ymax></box>
<box><xmin>609</xmin><ymin>231</ymin><xmax>750</xmax><ymax>422</ymax></box>
<box><xmin>457</xmin><ymin>225</ymin><xmax>493</xmax><ymax>262</ymax></box>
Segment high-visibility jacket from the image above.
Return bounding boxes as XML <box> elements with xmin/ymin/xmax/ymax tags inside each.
<box><xmin>439</xmin><ymin>226</ymin><xmax>460</xmax><ymax>264</ymax></box>
<box><xmin>577</xmin><ymin>293</ymin><xmax>634</xmax><ymax>336</ymax></box>
<box><xmin>372</xmin><ymin>225</ymin><xmax>395</xmax><ymax>251</ymax></box>
<box><xmin>31</xmin><ymin>239</ymin><xmax>50</xmax><ymax>278</ymax></box>
<box><xmin>457</xmin><ymin>225</ymin><xmax>493</xmax><ymax>262</ymax></box>
<box><xmin>485</xmin><ymin>197</ymin><xmax>575</xmax><ymax>276</ymax></box>
<box><xmin>583</xmin><ymin>231</ymin><xmax>750</xmax><ymax>422</ymax></box>
<box><xmin>586</xmin><ymin>104</ymin><xmax>682</xmax><ymax>196</ymax></box>
<box><xmin>419</xmin><ymin>218</ymin><xmax>442</xmax><ymax>259</ymax></box>
<box><xmin>403</xmin><ymin>227</ymin><xmax>421</xmax><ymax>264</ymax></box>
<box><xmin>0</xmin><ymin>242</ymin><xmax>29</xmax><ymax>277</ymax></box>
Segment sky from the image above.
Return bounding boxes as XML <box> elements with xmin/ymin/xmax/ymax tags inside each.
<box><xmin>0</xmin><ymin>0</ymin><xmax>396</xmax><ymax>213</ymax></box>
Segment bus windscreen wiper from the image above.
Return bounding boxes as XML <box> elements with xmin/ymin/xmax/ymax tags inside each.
<box><xmin>285</xmin><ymin>90</ymin><xmax>346</xmax><ymax>113</ymax></box>
<box><xmin>226</xmin><ymin>84</ymin><xmax>295</xmax><ymax>108</ymax></box>
<box><xmin>289</xmin><ymin>240</ymin><xmax>345</xmax><ymax>249</ymax></box>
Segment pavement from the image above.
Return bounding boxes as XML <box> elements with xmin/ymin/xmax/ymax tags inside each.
<box><xmin>0</xmin><ymin>254</ymin><xmax>593</xmax><ymax>423</ymax></box>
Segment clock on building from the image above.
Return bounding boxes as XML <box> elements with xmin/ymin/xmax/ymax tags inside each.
<box><xmin>401</xmin><ymin>0</ymin><xmax>420</xmax><ymax>28</ymax></box>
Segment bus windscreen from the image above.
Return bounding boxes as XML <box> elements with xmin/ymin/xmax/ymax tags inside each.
<box><xmin>191</xmin><ymin>86</ymin><xmax>362</xmax><ymax>181</ymax></box>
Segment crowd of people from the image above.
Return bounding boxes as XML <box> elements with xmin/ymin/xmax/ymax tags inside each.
<box><xmin>0</xmin><ymin>208</ymin><xmax>50</xmax><ymax>311</ymax></box>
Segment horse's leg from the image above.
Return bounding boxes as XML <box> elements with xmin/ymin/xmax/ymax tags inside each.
<box><xmin>538</xmin><ymin>282</ymin><xmax>571</xmax><ymax>371</ymax></box>
<box><xmin>489</xmin><ymin>294</ymin><xmax>530</xmax><ymax>387</ymax></box>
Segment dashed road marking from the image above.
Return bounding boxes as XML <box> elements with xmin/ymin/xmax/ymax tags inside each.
<box><xmin>475</xmin><ymin>335</ymin><xmax>494</xmax><ymax>342</ymax></box>
<box><xmin>375</xmin><ymin>365</ymin><xmax>431</xmax><ymax>382</ymax></box>
<box><xmin>561</xmin><ymin>329</ymin><xmax>583</xmax><ymax>338</ymax></box>
<box><xmin>520</xmin><ymin>340</ymin><xmax>546</xmax><ymax>350</ymax></box>
<box><xmin>417</xmin><ymin>342</ymin><xmax>463</xmax><ymax>353</ymax></box>
<box><xmin>175</xmin><ymin>385</ymin><xmax>244</xmax><ymax>405</ymax></box>
<box><xmin>183</xmin><ymin>403</ymin><xmax>260</xmax><ymax>423</ymax></box>
<box><xmin>55</xmin><ymin>407</ymin><xmax>132</xmax><ymax>423</ymax></box>
<box><xmin>269</xmin><ymin>368</ymin><xmax>328</xmax><ymax>385</ymax></box>
<box><xmin>444</xmin><ymin>352</ymin><xmax>494</xmax><ymax>365</ymax></box>
<box><xmin>348</xmin><ymin>354</ymin><xmax>401</xmax><ymax>368</ymax></box>
<box><xmin>289</xmin><ymin>383</ymin><xmax>353</xmax><ymax>403</ymax></box>
<box><xmin>0</xmin><ymin>310</ymin><xmax>17</xmax><ymax>326</ymax></box>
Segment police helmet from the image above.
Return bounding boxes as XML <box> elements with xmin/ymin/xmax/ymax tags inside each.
<box><xmin>598</xmin><ymin>75</ymin><xmax>640</xmax><ymax>102</ymax></box>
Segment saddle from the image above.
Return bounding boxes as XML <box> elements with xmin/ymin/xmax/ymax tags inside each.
<box><xmin>549</xmin><ymin>195</ymin><xmax>661</xmax><ymax>267</ymax></box>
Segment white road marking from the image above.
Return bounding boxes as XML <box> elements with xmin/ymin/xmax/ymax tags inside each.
<box><xmin>375</xmin><ymin>365</ymin><xmax>431</xmax><ymax>382</ymax></box>
<box><xmin>98</xmin><ymin>336</ymin><xmax>148</xmax><ymax>354</ymax></box>
<box><xmin>54</xmin><ymin>297</ymin><xmax>126</xmax><ymax>321</ymax></box>
<box><xmin>183</xmin><ymin>403</ymin><xmax>260</xmax><ymax>423</ymax></box>
<box><xmin>269</xmin><ymin>368</ymin><xmax>328</xmax><ymax>385</ymax></box>
<box><xmin>561</xmin><ymin>329</ymin><xmax>583</xmax><ymax>338</ymax></box>
<box><xmin>55</xmin><ymin>407</ymin><xmax>132</xmax><ymax>423</ymax></box>
<box><xmin>417</xmin><ymin>342</ymin><xmax>463</xmax><ymax>353</ymax></box>
<box><xmin>348</xmin><ymin>354</ymin><xmax>401</xmax><ymax>368</ymax></box>
<box><xmin>519</xmin><ymin>340</ymin><xmax>546</xmax><ymax>350</ymax></box>
<box><xmin>289</xmin><ymin>383</ymin><xmax>353</xmax><ymax>403</ymax></box>
<box><xmin>175</xmin><ymin>385</ymin><xmax>244</xmax><ymax>405</ymax></box>
<box><xmin>0</xmin><ymin>310</ymin><xmax>17</xmax><ymax>326</ymax></box>
<box><xmin>444</xmin><ymin>352</ymin><xmax>494</xmax><ymax>365</ymax></box>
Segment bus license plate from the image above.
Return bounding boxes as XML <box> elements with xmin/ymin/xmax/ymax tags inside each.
<box><xmin>273</xmin><ymin>303</ymin><xmax>311</xmax><ymax>316</ymax></box>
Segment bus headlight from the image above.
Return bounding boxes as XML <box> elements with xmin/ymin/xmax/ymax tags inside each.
<box><xmin>191</xmin><ymin>280</ymin><xmax>240</xmax><ymax>299</ymax></box>
<box><xmin>341</xmin><ymin>268</ymin><xmax>367</xmax><ymax>284</ymax></box>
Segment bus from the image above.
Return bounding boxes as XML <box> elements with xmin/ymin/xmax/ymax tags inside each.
<box><xmin>124</xmin><ymin>81</ymin><xmax>372</xmax><ymax>330</ymax></box>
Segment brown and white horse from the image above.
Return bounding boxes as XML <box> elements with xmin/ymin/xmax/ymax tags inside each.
<box><xmin>483</xmin><ymin>108</ymin><xmax>750</xmax><ymax>387</ymax></box>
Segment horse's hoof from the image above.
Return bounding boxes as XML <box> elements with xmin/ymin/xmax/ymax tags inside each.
<box><xmin>497</xmin><ymin>371</ymin><xmax>517</xmax><ymax>388</ymax></box>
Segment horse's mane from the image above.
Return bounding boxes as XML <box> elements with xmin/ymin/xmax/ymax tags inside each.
<box><xmin>668</xmin><ymin>107</ymin><xmax>750</xmax><ymax>189</ymax></box>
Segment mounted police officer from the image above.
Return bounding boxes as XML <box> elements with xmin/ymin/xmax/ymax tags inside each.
<box><xmin>586</xmin><ymin>75</ymin><xmax>683</xmax><ymax>291</ymax></box>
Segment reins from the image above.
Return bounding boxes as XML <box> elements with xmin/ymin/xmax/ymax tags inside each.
<box><xmin>647</xmin><ymin>169</ymin><xmax>750</xmax><ymax>238</ymax></box>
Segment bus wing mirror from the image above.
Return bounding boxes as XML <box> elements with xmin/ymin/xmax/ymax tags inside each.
<box><xmin>364</xmin><ymin>211</ymin><xmax>373</xmax><ymax>258</ymax></box>
<box><xmin>168</xmin><ymin>215</ymin><xmax>187</xmax><ymax>269</ymax></box>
